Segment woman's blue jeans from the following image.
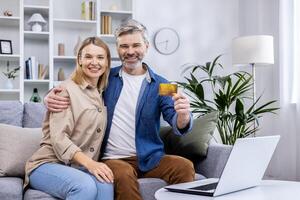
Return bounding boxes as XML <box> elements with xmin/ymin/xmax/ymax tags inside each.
<box><xmin>29</xmin><ymin>163</ymin><xmax>113</xmax><ymax>200</ymax></box>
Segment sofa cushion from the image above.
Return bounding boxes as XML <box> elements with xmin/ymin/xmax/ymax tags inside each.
<box><xmin>0</xmin><ymin>101</ymin><xmax>23</xmax><ymax>127</ymax></box>
<box><xmin>24</xmin><ymin>189</ymin><xmax>59</xmax><ymax>200</ymax></box>
<box><xmin>138</xmin><ymin>173</ymin><xmax>205</xmax><ymax>200</ymax></box>
<box><xmin>0</xmin><ymin>123</ymin><xmax>42</xmax><ymax>177</ymax></box>
<box><xmin>139</xmin><ymin>178</ymin><xmax>167</xmax><ymax>200</ymax></box>
<box><xmin>23</xmin><ymin>103</ymin><xmax>46</xmax><ymax>128</ymax></box>
<box><xmin>160</xmin><ymin>111</ymin><xmax>218</xmax><ymax>160</ymax></box>
<box><xmin>0</xmin><ymin>177</ymin><xmax>23</xmax><ymax>200</ymax></box>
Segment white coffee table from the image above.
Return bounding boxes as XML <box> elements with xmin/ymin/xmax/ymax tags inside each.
<box><xmin>155</xmin><ymin>180</ymin><xmax>300</xmax><ymax>200</ymax></box>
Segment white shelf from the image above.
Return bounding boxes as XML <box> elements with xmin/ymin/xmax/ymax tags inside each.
<box><xmin>0</xmin><ymin>54</ymin><xmax>20</xmax><ymax>61</ymax></box>
<box><xmin>101</xmin><ymin>10</ymin><xmax>133</xmax><ymax>15</ymax></box>
<box><xmin>24</xmin><ymin>5</ymin><xmax>49</xmax><ymax>9</ymax></box>
<box><xmin>0</xmin><ymin>16</ymin><xmax>20</xmax><ymax>26</ymax></box>
<box><xmin>54</xmin><ymin>18</ymin><xmax>96</xmax><ymax>24</ymax></box>
<box><xmin>24</xmin><ymin>79</ymin><xmax>50</xmax><ymax>84</ymax></box>
<box><xmin>53</xmin><ymin>55</ymin><xmax>76</xmax><ymax>60</ymax></box>
<box><xmin>24</xmin><ymin>31</ymin><xmax>49</xmax><ymax>40</ymax></box>
<box><xmin>0</xmin><ymin>89</ymin><xmax>20</xmax><ymax>93</ymax></box>
<box><xmin>53</xmin><ymin>18</ymin><xmax>97</xmax><ymax>29</ymax></box>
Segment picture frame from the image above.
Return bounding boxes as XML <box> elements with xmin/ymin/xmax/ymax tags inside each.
<box><xmin>0</xmin><ymin>40</ymin><xmax>13</xmax><ymax>54</ymax></box>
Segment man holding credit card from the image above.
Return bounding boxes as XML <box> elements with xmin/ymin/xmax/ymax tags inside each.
<box><xmin>45</xmin><ymin>19</ymin><xmax>194</xmax><ymax>200</ymax></box>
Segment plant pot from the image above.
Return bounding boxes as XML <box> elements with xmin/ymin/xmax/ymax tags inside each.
<box><xmin>4</xmin><ymin>79</ymin><xmax>13</xmax><ymax>89</ymax></box>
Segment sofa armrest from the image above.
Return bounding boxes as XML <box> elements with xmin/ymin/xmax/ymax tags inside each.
<box><xmin>194</xmin><ymin>143</ymin><xmax>232</xmax><ymax>178</ymax></box>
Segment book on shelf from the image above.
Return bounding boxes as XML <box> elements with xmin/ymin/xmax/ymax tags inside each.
<box><xmin>38</xmin><ymin>64</ymin><xmax>49</xmax><ymax>80</ymax></box>
<box><xmin>25</xmin><ymin>56</ymin><xmax>36</xmax><ymax>79</ymax></box>
<box><xmin>101</xmin><ymin>15</ymin><xmax>112</xmax><ymax>34</ymax></box>
<box><xmin>81</xmin><ymin>1</ymin><xmax>96</xmax><ymax>20</ymax></box>
<box><xmin>25</xmin><ymin>57</ymin><xmax>48</xmax><ymax>80</ymax></box>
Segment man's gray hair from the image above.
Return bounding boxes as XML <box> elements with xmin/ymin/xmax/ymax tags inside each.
<box><xmin>115</xmin><ymin>19</ymin><xmax>149</xmax><ymax>44</ymax></box>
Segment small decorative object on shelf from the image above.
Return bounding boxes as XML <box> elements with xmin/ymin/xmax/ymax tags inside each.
<box><xmin>3</xmin><ymin>10</ymin><xmax>13</xmax><ymax>16</ymax></box>
<box><xmin>0</xmin><ymin>40</ymin><xmax>13</xmax><ymax>54</ymax></box>
<box><xmin>27</xmin><ymin>13</ymin><xmax>47</xmax><ymax>32</ymax></box>
<box><xmin>30</xmin><ymin>88</ymin><xmax>42</xmax><ymax>103</ymax></box>
<box><xmin>58</xmin><ymin>67</ymin><xmax>65</xmax><ymax>81</ymax></box>
<box><xmin>2</xmin><ymin>61</ymin><xmax>20</xmax><ymax>80</ymax></box>
<box><xmin>3</xmin><ymin>78</ymin><xmax>13</xmax><ymax>89</ymax></box>
<box><xmin>58</xmin><ymin>43</ymin><xmax>65</xmax><ymax>56</ymax></box>
<box><xmin>2</xmin><ymin>61</ymin><xmax>20</xmax><ymax>89</ymax></box>
<box><xmin>73</xmin><ymin>36</ymin><xmax>82</xmax><ymax>56</ymax></box>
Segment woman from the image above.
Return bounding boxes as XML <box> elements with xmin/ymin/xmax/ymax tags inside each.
<box><xmin>24</xmin><ymin>37</ymin><xmax>113</xmax><ymax>200</ymax></box>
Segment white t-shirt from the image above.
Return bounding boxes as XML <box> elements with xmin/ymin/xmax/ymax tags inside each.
<box><xmin>103</xmin><ymin>70</ymin><xmax>146</xmax><ymax>159</ymax></box>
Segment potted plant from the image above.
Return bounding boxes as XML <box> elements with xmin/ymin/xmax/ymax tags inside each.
<box><xmin>177</xmin><ymin>55</ymin><xmax>279</xmax><ymax>145</ymax></box>
<box><xmin>2</xmin><ymin>61</ymin><xmax>20</xmax><ymax>89</ymax></box>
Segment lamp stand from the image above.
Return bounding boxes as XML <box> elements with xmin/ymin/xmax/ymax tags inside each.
<box><xmin>251</xmin><ymin>63</ymin><xmax>256</xmax><ymax>137</ymax></box>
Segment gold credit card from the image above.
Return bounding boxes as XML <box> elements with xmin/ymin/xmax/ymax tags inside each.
<box><xmin>159</xmin><ymin>83</ymin><xmax>178</xmax><ymax>96</ymax></box>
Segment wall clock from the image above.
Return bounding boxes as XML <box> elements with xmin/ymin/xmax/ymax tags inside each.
<box><xmin>153</xmin><ymin>27</ymin><xmax>180</xmax><ymax>55</ymax></box>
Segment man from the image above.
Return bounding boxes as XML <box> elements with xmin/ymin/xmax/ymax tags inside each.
<box><xmin>45</xmin><ymin>19</ymin><xmax>195</xmax><ymax>200</ymax></box>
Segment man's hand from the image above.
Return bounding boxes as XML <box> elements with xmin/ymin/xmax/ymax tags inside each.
<box><xmin>172</xmin><ymin>92</ymin><xmax>191</xmax><ymax>129</ymax></box>
<box><xmin>85</xmin><ymin>160</ymin><xmax>114</xmax><ymax>183</ymax></box>
<box><xmin>44</xmin><ymin>87</ymin><xmax>69</xmax><ymax>112</ymax></box>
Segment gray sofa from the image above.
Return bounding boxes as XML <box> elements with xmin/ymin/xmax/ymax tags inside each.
<box><xmin>0</xmin><ymin>101</ymin><xmax>232</xmax><ymax>200</ymax></box>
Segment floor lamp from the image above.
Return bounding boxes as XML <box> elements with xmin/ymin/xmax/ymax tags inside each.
<box><xmin>232</xmin><ymin>35</ymin><xmax>274</xmax><ymax>136</ymax></box>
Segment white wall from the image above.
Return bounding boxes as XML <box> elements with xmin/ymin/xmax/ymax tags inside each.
<box><xmin>135</xmin><ymin>0</ymin><xmax>239</xmax><ymax>82</ymax></box>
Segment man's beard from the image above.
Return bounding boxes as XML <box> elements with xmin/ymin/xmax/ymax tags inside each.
<box><xmin>121</xmin><ymin>54</ymin><xmax>143</xmax><ymax>69</ymax></box>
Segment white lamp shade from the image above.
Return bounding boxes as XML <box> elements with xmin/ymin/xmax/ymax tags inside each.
<box><xmin>232</xmin><ymin>35</ymin><xmax>274</xmax><ymax>65</ymax></box>
<box><xmin>27</xmin><ymin>13</ymin><xmax>47</xmax><ymax>25</ymax></box>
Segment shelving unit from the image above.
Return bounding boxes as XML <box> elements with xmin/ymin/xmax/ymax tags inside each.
<box><xmin>0</xmin><ymin>0</ymin><xmax>134</xmax><ymax>102</ymax></box>
<box><xmin>0</xmin><ymin>0</ymin><xmax>21</xmax><ymax>101</ymax></box>
<box><xmin>22</xmin><ymin>0</ymin><xmax>50</xmax><ymax>102</ymax></box>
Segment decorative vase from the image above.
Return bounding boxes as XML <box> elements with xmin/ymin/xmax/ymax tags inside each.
<box><xmin>58</xmin><ymin>43</ymin><xmax>65</xmax><ymax>56</ymax></box>
<box><xmin>4</xmin><ymin>79</ymin><xmax>13</xmax><ymax>89</ymax></box>
<box><xmin>58</xmin><ymin>67</ymin><xmax>65</xmax><ymax>81</ymax></box>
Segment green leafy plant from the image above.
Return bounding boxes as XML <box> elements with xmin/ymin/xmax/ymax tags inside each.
<box><xmin>2</xmin><ymin>62</ymin><xmax>20</xmax><ymax>80</ymax></box>
<box><xmin>177</xmin><ymin>55</ymin><xmax>279</xmax><ymax>145</ymax></box>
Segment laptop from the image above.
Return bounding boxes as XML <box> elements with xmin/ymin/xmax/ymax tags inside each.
<box><xmin>165</xmin><ymin>135</ymin><xmax>280</xmax><ymax>197</ymax></box>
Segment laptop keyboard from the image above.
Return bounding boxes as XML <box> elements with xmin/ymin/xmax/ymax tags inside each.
<box><xmin>189</xmin><ymin>182</ymin><xmax>218</xmax><ymax>191</ymax></box>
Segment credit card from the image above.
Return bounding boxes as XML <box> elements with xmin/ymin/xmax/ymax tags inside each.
<box><xmin>159</xmin><ymin>83</ymin><xmax>178</xmax><ymax>96</ymax></box>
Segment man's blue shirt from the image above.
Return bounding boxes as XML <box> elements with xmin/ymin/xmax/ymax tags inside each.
<box><xmin>101</xmin><ymin>64</ymin><xmax>192</xmax><ymax>172</ymax></box>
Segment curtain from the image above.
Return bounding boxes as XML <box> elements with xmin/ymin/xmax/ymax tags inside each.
<box><xmin>268</xmin><ymin>0</ymin><xmax>300</xmax><ymax>180</ymax></box>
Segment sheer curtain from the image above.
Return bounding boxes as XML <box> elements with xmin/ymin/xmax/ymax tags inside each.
<box><xmin>269</xmin><ymin>0</ymin><xmax>300</xmax><ymax>180</ymax></box>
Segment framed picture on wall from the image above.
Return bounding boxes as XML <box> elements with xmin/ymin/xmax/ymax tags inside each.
<box><xmin>0</xmin><ymin>40</ymin><xmax>13</xmax><ymax>54</ymax></box>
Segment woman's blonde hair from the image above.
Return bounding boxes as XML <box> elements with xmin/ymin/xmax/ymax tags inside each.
<box><xmin>71</xmin><ymin>36</ymin><xmax>111</xmax><ymax>91</ymax></box>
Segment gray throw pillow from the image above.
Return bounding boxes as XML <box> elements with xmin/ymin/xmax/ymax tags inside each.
<box><xmin>160</xmin><ymin>111</ymin><xmax>218</xmax><ymax>160</ymax></box>
<box><xmin>0</xmin><ymin>101</ymin><xmax>23</xmax><ymax>127</ymax></box>
<box><xmin>0</xmin><ymin>123</ymin><xmax>42</xmax><ymax>177</ymax></box>
<box><xmin>23</xmin><ymin>102</ymin><xmax>46</xmax><ymax>128</ymax></box>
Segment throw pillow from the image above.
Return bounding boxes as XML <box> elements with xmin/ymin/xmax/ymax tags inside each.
<box><xmin>23</xmin><ymin>102</ymin><xmax>46</xmax><ymax>128</ymax></box>
<box><xmin>0</xmin><ymin>101</ymin><xmax>23</xmax><ymax>127</ymax></box>
<box><xmin>0</xmin><ymin>123</ymin><xmax>42</xmax><ymax>177</ymax></box>
<box><xmin>160</xmin><ymin>111</ymin><xmax>218</xmax><ymax>160</ymax></box>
